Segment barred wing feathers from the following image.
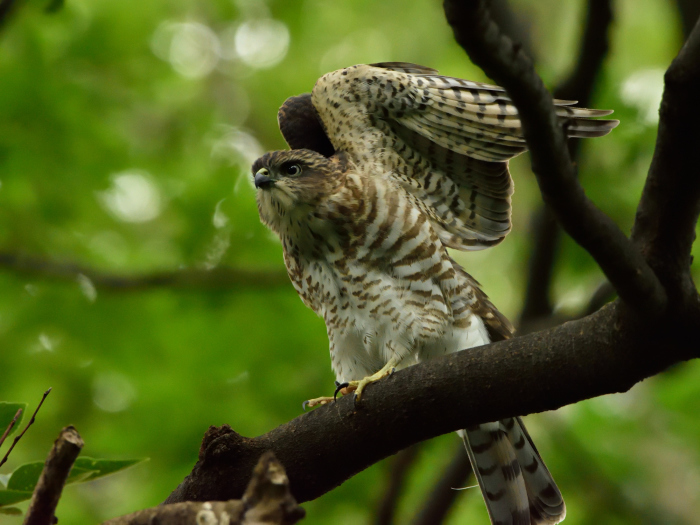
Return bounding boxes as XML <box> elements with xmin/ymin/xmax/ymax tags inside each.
<box><xmin>310</xmin><ymin>62</ymin><xmax>618</xmax><ymax>250</ymax></box>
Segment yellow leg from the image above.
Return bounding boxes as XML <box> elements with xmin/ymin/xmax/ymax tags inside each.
<box><xmin>302</xmin><ymin>381</ymin><xmax>353</xmax><ymax>410</ymax></box>
<box><xmin>344</xmin><ymin>356</ymin><xmax>400</xmax><ymax>402</ymax></box>
<box><xmin>303</xmin><ymin>357</ymin><xmax>400</xmax><ymax>409</ymax></box>
<box><xmin>302</xmin><ymin>396</ymin><xmax>335</xmax><ymax>410</ymax></box>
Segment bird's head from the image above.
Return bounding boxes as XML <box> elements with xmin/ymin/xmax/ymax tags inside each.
<box><xmin>251</xmin><ymin>149</ymin><xmax>341</xmax><ymax>234</ymax></box>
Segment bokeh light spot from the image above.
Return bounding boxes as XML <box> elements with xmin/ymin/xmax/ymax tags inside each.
<box><xmin>227</xmin><ymin>19</ymin><xmax>290</xmax><ymax>69</ymax></box>
<box><xmin>93</xmin><ymin>372</ymin><xmax>137</xmax><ymax>413</ymax></box>
<box><xmin>98</xmin><ymin>171</ymin><xmax>162</xmax><ymax>224</ymax></box>
<box><xmin>620</xmin><ymin>68</ymin><xmax>665</xmax><ymax>125</ymax></box>
<box><xmin>152</xmin><ymin>22</ymin><xmax>221</xmax><ymax>78</ymax></box>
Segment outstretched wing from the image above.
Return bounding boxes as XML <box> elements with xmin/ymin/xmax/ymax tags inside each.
<box><xmin>307</xmin><ymin>62</ymin><xmax>618</xmax><ymax>250</ymax></box>
<box><xmin>277</xmin><ymin>93</ymin><xmax>335</xmax><ymax>157</ymax></box>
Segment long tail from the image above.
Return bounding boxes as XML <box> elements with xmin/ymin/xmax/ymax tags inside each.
<box><xmin>461</xmin><ymin>417</ymin><xmax>566</xmax><ymax>525</ymax></box>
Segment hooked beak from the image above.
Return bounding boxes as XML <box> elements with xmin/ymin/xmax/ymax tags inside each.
<box><xmin>254</xmin><ymin>168</ymin><xmax>275</xmax><ymax>189</ymax></box>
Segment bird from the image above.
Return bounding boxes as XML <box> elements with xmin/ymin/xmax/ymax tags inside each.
<box><xmin>251</xmin><ymin>62</ymin><xmax>618</xmax><ymax>525</ymax></box>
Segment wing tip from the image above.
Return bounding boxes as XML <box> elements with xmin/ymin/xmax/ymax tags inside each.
<box><xmin>369</xmin><ymin>61</ymin><xmax>439</xmax><ymax>75</ymax></box>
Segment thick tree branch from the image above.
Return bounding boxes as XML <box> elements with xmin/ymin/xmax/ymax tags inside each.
<box><xmin>24</xmin><ymin>426</ymin><xmax>83</xmax><ymax>525</ymax></box>
<box><xmin>443</xmin><ymin>0</ymin><xmax>667</xmax><ymax>319</ymax></box>
<box><xmin>631</xmin><ymin>17</ymin><xmax>700</xmax><ymax>315</ymax></box>
<box><xmin>674</xmin><ymin>0</ymin><xmax>700</xmax><ymax>40</ymax></box>
<box><xmin>166</xmin><ymin>302</ymin><xmax>698</xmax><ymax>506</ymax></box>
<box><xmin>487</xmin><ymin>0</ymin><xmax>534</xmax><ymax>58</ymax></box>
<box><xmin>520</xmin><ymin>0</ymin><xmax>614</xmax><ymax>325</ymax></box>
<box><xmin>0</xmin><ymin>251</ymin><xmax>288</xmax><ymax>291</ymax></box>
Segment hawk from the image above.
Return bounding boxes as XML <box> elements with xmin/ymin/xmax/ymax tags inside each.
<box><xmin>251</xmin><ymin>63</ymin><xmax>617</xmax><ymax>525</ymax></box>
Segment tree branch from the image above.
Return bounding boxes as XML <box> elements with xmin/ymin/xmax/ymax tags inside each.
<box><xmin>674</xmin><ymin>0</ymin><xmax>700</xmax><ymax>40</ymax></box>
<box><xmin>0</xmin><ymin>409</ymin><xmax>22</xmax><ymax>452</ymax></box>
<box><xmin>410</xmin><ymin>445</ymin><xmax>472</xmax><ymax>525</ymax></box>
<box><xmin>442</xmin><ymin>0</ymin><xmax>667</xmax><ymax>319</ymax></box>
<box><xmin>0</xmin><ymin>251</ymin><xmax>288</xmax><ymax>291</ymax></box>
<box><xmin>554</xmin><ymin>0</ymin><xmax>614</xmax><ymax>103</ymax></box>
<box><xmin>0</xmin><ymin>388</ymin><xmax>51</xmax><ymax>469</ymax></box>
<box><xmin>374</xmin><ymin>445</ymin><xmax>420</xmax><ymax>525</ymax></box>
<box><xmin>23</xmin><ymin>426</ymin><xmax>83</xmax><ymax>525</ymax></box>
<box><xmin>166</xmin><ymin>302</ymin><xmax>698</xmax><ymax>506</ymax></box>
<box><xmin>631</xmin><ymin>16</ymin><xmax>700</xmax><ymax>316</ymax></box>
<box><xmin>520</xmin><ymin>0</ymin><xmax>614</xmax><ymax>325</ymax></box>
<box><xmin>0</xmin><ymin>0</ymin><xmax>20</xmax><ymax>32</ymax></box>
<box><xmin>103</xmin><ymin>452</ymin><xmax>305</xmax><ymax>525</ymax></box>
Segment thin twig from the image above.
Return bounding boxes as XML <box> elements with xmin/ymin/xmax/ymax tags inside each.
<box><xmin>410</xmin><ymin>445</ymin><xmax>472</xmax><ymax>525</ymax></box>
<box><xmin>0</xmin><ymin>408</ymin><xmax>22</xmax><ymax>451</ymax></box>
<box><xmin>23</xmin><ymin>426</ymin><xmax>83</xmax><ymax>525</ymax></box>
<box><xmin>0</xmin><ymin>251</ymin><xmax>288</xmax><ymax>292</ymax></box>
<box><xmin>585</xmin><ymin>281</ymin><xmax>616</xmax><ymax>316</ymax></box>
<box><xmin>374</xmin><ymin>445</ymin><xmax>421</xmax><ymax>525</ymax></box>
<box><xmin>0</xmin><ymin>388</ymin><xmax>51</xmax><ymax>468</ymax></box>
<box><xmin>0</xmin><ymin>0</ymin><xmax>20</xmax><ymax>32</ymax></box>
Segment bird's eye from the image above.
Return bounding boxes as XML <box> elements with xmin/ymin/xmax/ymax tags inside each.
<box><xmin>285</xmin><ymin>164</ymin><xmax>302</xmax><ymax>176</ymax></box>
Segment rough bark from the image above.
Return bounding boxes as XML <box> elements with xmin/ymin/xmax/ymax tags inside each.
<box><xmin>105</xmin><ymin>452</ymin><xmax>305</xmax><ymax>525</ymax></box>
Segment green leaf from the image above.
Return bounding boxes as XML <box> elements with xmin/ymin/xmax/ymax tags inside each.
<box><xmin>6</xmin><ymin>462</ymin><xmax>43</xmax><ymax>492</ymax></box>
<box><xmin>6</xmin><ymin>462</ymin><xmax>96</xmax><ymax>492</ymax></box>
<box><xmin>0</xmin><ymin>490</ymin><xmax>33</xmax><ymax>507</ymax></box>
<box><xmin>0</xmin><ymin>506</ymin><xmax>22</xmax><ymax>515</ymax></box>
<box><xmin>71</xmin><ymin>457</ymin><xmax>146</xmax><ymax>483</ymax></box>
<box><xmin>3</xmin><ymin>457</ymin><xmax>144</xmax><ymax>498</ymax></box>
<box><xmin>0</xmin><ymin>403</ymin><xmax>26</xmax><ymax>439</ymax></box>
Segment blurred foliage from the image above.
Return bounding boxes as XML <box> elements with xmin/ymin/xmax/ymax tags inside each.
<box><xmin>0</xmin><ymin>0</ymin><xmax>698</xmax><ymax>523</ymax></box>
<box><xmin>0</xmin><ymin>454</ymin><xmax>144</xmax><ymax>508</ymax></box>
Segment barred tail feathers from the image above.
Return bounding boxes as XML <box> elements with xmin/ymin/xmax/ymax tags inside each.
<box><xmin>508</xmin><ymin>417</ymin><xmax>566</xmax><ymax>524</ymax></box>
<box><xmin>462</xmin><ymin>419</ymin><xmax>565</xmax><ymax>525</ymax></box>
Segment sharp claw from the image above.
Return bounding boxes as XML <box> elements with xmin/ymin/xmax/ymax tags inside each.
<box><xmin>353</xmin><ymin>392</ymin><xmax>359</xmax><ymax>406</ymax></box>
<box><xmin>302</xmin><ymin>400</ymin><xmax>310</xmax><ymax>411</ymax></box>
<box><xmin>391</xmin><ymin>367</ymin><xmax>396</xmax><ymax>375</ymax></box>
<box><xmin>334</xmin><ymin>382</ymin><xmax>349</xmax><ymax>401</ymax></box>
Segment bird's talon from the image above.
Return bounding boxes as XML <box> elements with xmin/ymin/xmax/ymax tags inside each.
<box><xmin>334</xmin><ymin>381</ymin><xmax>349</xmax><ymax>401</ymax></box>
<box><xmin>302</xmin><ymin>400</ymin><xmax>310</xmax><ymax>411</ymax></box>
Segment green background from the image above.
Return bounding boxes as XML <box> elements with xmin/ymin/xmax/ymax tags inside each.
<box><xmin>1</xmin><ymin>0</ymin><xmax>699</xmax><ymax>523</ymax></box>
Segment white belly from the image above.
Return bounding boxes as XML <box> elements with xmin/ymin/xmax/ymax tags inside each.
<box><xmin>327</xmin><ymin>271</ymin><xmax>491</xmax><ymax>383</ymax></box>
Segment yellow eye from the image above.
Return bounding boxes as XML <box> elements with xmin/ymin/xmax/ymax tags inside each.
<box><xmin>285</xmin><ymin>164</ymin><xmax>302</xmax><ymax>176</ymax></box>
